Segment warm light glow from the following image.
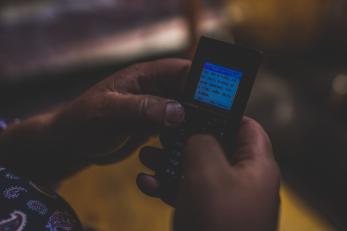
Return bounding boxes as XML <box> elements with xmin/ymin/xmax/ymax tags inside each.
<box><xmin>332</xmin><ymin>73</ymin><xmax>347</xmax><ymax>95</ymax></box>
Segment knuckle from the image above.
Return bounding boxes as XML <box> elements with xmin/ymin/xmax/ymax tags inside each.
<box><xmin>245</xmin><ymin>118</ymin><xmax>272</xmax><ymax>150</ymax></box>
<box><xmin>179</xmin><ymin>59</ymin><xmax>192</xmax><ymax>72</ymax></box>
<box><xmin>129</xmin><ymin>63</ymin><xmax>147</xmax><ymax>78</ymax></box>
<box><xmin>138</xmin><ymin>96</ymin><xmax>151</xmax><ymax>118</ymax></box>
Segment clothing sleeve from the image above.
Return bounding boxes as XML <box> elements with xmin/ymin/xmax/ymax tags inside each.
<box><xmin>0</xmin><ymin>164</ymin><xmax>84</xmax><ymax>231</ymax></box>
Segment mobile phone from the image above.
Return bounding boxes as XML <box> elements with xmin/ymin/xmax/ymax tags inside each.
<box><xmin>157</xmin><ymin>36</ymin><xmax>263</xmax><ymax>202</ymax></box>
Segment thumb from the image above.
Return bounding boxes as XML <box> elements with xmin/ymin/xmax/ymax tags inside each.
<box><xmin>181</xmin><ymin>118</ymin><xmax>273</xmax><ymax>177</ymax></box>
<box><xmin>183</xmin><ymin>134</ymin><xmax>230</xmax><ymax>179</ymax></box>
<box><xmin>109</xmin><ymin>93</ymin><xmax>185</xmax><ymax>129</ymax></box>
<box><xmin>232</xmin><ymin>117</ymin><xmax>274</xmax><ymax>165</ymax></box>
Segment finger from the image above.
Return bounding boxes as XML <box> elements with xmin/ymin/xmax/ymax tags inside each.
<box><xmin>136</xmin><ymin>173</ymin><xmax>160</xmax><ymax>197</ymax></box>
<box><xmin>183</xmin><ymin>134</ymin><xmax>230</xmax><ymax>177</ymax></box>
<box><xmin>136</xmin><ymin>173</ymin><xmax>176</xmax><ymax>207</ymax></box>
<box><xmin>108</xmin><ymin>93</ymin><xmax>185</xmax><ymax>128</ymax></box>
<box><xmin>232</xmin><ymin>118</ymin><xmax>280</xmax><ymax>194</ymax></box>
<box><xmin>232</xmin><ymin>117</ymin><xmax>274</xmax><ymax>164</ymax></box>
<box><xmin>139</xmin><ymin>146</ymin><xmax>163</xmax><ymax>170</ymax></box>
<box><xmin>111</xmin><ymin>59</ymin><xmax>191</xmax><ymax>97</ymax></box>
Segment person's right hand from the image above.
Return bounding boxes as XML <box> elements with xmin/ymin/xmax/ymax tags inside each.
<box><xmin>137</xmin><ymin>117</ymin><xmax>280</xmax><ymax>231</ymax></box>
<box><xmin>0</xmin><ymin>59</ymin><xmax>190</xmax><ymax>185</ymax></box>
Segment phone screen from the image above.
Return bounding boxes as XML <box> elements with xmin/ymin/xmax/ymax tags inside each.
<box><xmin>193</xmin><ymin>62</ymin><xmax>243</xmax><ymax>111</ymax></box>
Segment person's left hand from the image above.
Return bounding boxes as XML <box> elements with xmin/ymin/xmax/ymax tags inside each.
<box><xmin>0</xmin><ymin>59</ymin><xmax>190</xmax><ymax>184</ymax></box>
<box><xmin>137</xmin><ymin>117</ymin><xmax>280</xmax><ymax>231</ymax></box>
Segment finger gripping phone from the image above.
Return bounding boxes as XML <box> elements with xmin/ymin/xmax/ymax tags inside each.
<box><xmin>157</xmin><ymin>36</ymin><xmax>263</xmax><ymax>203</ymax></box>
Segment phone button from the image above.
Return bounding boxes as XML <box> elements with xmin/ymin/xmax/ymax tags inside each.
<box><xmin>169</xmin><ymin>158</ymin><xmax>180</xmax><ymax>167</ymax></box>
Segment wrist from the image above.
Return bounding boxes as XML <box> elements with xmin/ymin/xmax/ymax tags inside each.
<box><xmin>0</xmin><ymin>112</ymin><xmax>56</xmax><ymax>148</ymax></box>
<box><xmin>0</xmin><ymin>110</ymin><xmax>85</xmax><ymax>185</ymax></box>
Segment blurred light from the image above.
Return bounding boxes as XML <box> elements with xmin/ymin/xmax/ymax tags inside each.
<box><xmin>0</xmin><ymin>11</ymin><xmax>222</xmax><ymax>80</ymax></box>
<box><xmin>332</xmin><ymin>74</ymin><xmax>347</xmax><ymax>95</ymax></box>
<box><xmin>227</xmin><ymin>3</ymin><xmax>245</xmax><ymax>25</ymax></box>
<box><xmin>275</xmin><ymin>103</ymin><xmax>294</xmax><ymax>126</ymax></box>
<box><xmin>248</xmin><ymin>73</ymin><xmax>295</xmax><ymax>127</ymax></box>
<box><xmin>0</xmin><ymin>0</ymin><xmax>118</xmax><ymax>25</ymax></box>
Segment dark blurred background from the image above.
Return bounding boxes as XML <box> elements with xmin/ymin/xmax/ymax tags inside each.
<box><xmin>2</xmin><ymin>0</ymin><xmax>347</xmax><ymax>230</ymax></box>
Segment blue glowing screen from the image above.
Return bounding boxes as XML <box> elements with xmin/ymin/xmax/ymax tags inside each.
<box><xmin>194</xmin><ymin>62</ymin><xmax>243</xmax><ymax>111</ymax></box>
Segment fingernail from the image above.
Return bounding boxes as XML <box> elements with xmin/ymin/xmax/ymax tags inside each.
<box><xmin>165</xmin><ymin>102</ymin><xmax>185</xmax><ymax>126</ymax></box>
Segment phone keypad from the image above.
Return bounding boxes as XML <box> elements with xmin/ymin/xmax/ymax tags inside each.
<box><xmin>158</xmin><ymin>117</ymin><xmax>231</xmax><ymax>202</ymax></box>
<box><xmin>157</xmin><ymin>126</ymin><xmax>187</xmax><ymax>201</ymax></box>
<box><xmin>160</xmin><ymin>137</ymin><xmax>184</xmax><ymax>180</ymax></box>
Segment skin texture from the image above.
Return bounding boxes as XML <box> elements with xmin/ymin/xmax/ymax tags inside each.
<box><xmin>0</xmin><ymin>58</ymin><xmax>280</xmax><ymax>230</ymax></box>
<box><xmin>137</xmin><ymin>117</ymin><xmax>280</xmax><ymax>231</ymax></box>
<box><xmin>0</xmin><ymin>59</ymin><xmax>190</xmax><ymax>185</ymax></box>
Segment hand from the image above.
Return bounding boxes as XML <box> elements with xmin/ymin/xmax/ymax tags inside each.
<box><xmin>137</xmin><ymin>117</ymin><xmax>280</xmax><ymax>231</ymax></box>
<box><xmin>0</xmin><ymin>59</ymin><xmax>190</xmax><ymax>185</ymax></box>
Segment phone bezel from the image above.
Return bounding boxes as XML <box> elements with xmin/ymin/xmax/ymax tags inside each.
<box><xmin>183</xmin><ymin>36</ymin><xmax>262</xmax><ymax>121</ymax></box>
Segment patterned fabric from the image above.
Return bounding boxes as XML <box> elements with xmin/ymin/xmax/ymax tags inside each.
<box><xmin>0</xmin><ymin>119</ymin><xmax>84</xmax><ymax>230</ymax></box>
<box><xmin>0</xmin><ymin>119</ymin><xmax>21</xmax><ymax>132</ymax></box>
<box><xmin>0</xmin><ymin>120</ymin><xmax>7</xmax><ymax>132</ymax></box>
<box><xmin>0</xmin><ymin>165</ymin><xmax>84</xmax><ymax>231</ymax></box>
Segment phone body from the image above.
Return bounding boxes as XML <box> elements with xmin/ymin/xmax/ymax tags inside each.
<box><xmin>157</xmin><ymin>36</ymin><xmax>263</xmax><ymax>202</ymax></box>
